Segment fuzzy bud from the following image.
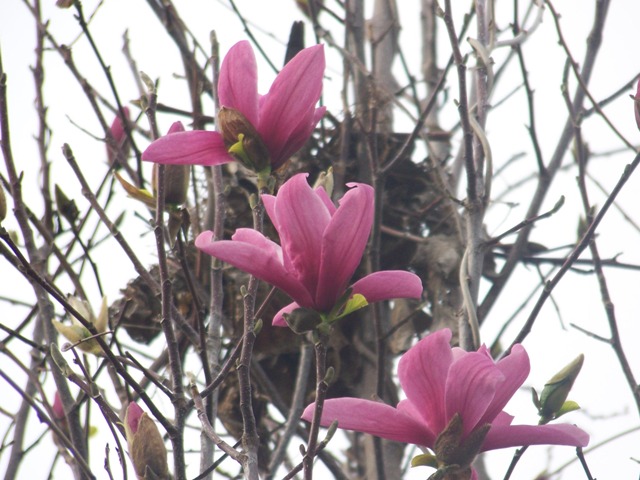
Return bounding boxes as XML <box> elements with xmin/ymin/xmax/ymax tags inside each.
<box><xmin>124</xmin><ymin>402</ymin><xmax>170</xmax><ymax>480</ymax></box>
<box><xmin>538</xmin><ymin>354</ymin><xmax>584</xmax><ymax>422</ymax></box>
<box><xmin>150</xmin><ymin>122</ymin><xmax>190</xmax><ymax>207</ymax></box>
<box><xmin>107</xmin><ymin>107</ymin><xmax>131</xmax><ymax>168</ymax></box>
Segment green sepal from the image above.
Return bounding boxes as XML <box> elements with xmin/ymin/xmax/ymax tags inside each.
<box><xmin>334</xmin><ymin>294</ymin><xmax>369</xmax><ymax>321</ymax></box>
<box><xmin>410</xmin><ymin>453</ymin><xmax>438</xmax><ymax>469</ymax></box>
<box><xmin>555</xmin><ymin>400</ymin><xmax>581</xmax><ymax>419</ymax></box>
<box><xmin>228</xmin><ymin>133</ymin><xmax>253</xmax><ymax>168</ymax></box>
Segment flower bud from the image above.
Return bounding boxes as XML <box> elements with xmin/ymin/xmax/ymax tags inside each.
<box><xmin>52</xmin><ymin>392</ymin><xmax>66</xmax><ymax>420</ymax></box>
<box><xmin>107</xmin><ymin>107</ymin><xmax>131</xmax><ymax>167</ymax></box>
<box><xmin>151</xmin><ymin>122</ymin><xmax>190</xmax><ymax>207</ymax></box>
<box><xmin>538</xmin><ymin>353</ymin><xmax>584</xmax><ymax>422</ymax></box>
<box><xmin>124</xmin><ymin>402</ymin><xmax>170</xmax><ymax>480</ymax></box>
<box><xmin>313</xmin><ymin>167</ymin><xmax>334</xmax><ymax>197</ymax></box>
<box><xmin>218</xmin><ymin>107</ymin><xmax>270</xmax><ymax>172</ymax></box>
<box><xmin>53</xmin><ymin>296</ymin><xmax>108</xmax><ymax>355</ymax></box>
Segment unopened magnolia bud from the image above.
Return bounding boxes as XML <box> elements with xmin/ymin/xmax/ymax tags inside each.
<box><xmin>313</xmin><ymin>167</ymin><xmax>334</xmax><ymax>197</ymax></box>
<box><xmin>151</xmin><ymin>164</ymin><xmax>189</xmax><ymax>206</ymax></box>
<box><xmin>538</xmin><ymin>353</ymin><xmax>584</xmax><ymax>422</ymax></box>
<box><xmin>124</xmin><ymin>403</ymin><xmax>170</xmax><ymax>480</ymax></box>
<box><xmin>107</xmin><ymin>107</ymin><xmax>131</xmax><ymax>168</ymax></box>
<box><xmin>53</xmin><ymin>296</ymin><xmax>109</xmax><ymax>355</ymax></box>
<box><xmin>218</xmin><ymin>107</ymin><xmax>270</xmax><ymax>171</ymax></box>
<box><xmin>55</xmin><ymin>185</ymin><xmax>79</xmax><ymax>225</ymax></box>
<box><xmin>52</xmin><ymin>392</ymin><xmax>66</xmax><ymax>420</ymax></box>
<box><xmin>150</xmin><ymin>121</ymin><xmax>190</xmax><ymax>207</ymax></box>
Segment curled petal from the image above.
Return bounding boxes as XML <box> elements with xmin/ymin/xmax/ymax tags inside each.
<box><xmin>302</xmin><ymin>398</ymin><xmax>433</xmax><ymax>446</ymax></box>
<box><xmin>398</xmin><ymin>329</ymin><xmax>453</xmax><ymax>435</ymax></box>
<box><xmin>258</xmin><ymin>45</ymin><xmax>325</xmax><ymax>165</ymax></box>
<box><xmin>271</xmin><ymin>174</ymin><xmax>331</xmax><ymax>299</ymax></box>
<box><xmin>142</xmin><ymin>131</ymin><xmax>233</xmax><ymax>166</ymax></box>
<box><xmin>272</xmin><ymin>302</ymin><xmax>301</xmax><ymax>327</ymax></box>
<box><xmin>482</xmin><ymin>423</ymin><xmax>590</xmax><ymax>451</ymax></box>
<box><xmin>195</xmin><ymin>230</ymin><xmax>314</xmax><ymax>307</ymax></box>
<box><xmin>445</xmin><ymin>352</ymin><xmax>503</xmax><ymax>439</ymax></box>
<box><xmin>218</xmin><ymin>41</ymin><xmax>259</xmax><ymax>126</ymax></box>
<box><xmin>350</xmin><ymin>270</ymin><xmax>423</xmax><ymax>304</ymax></box>
<box><xmin>315</xmin><ymin>183</ymin><xmax>374</xmax><ymax>309</ymax></box>
<box><xmin>478</xmin><ymin>344</ymin><xmax>529</xmax><ymax>427</ymax></box>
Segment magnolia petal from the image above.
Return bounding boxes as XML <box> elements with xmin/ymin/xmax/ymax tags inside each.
<box><xmin>350</xmin><ymin>270</ymin><xmax>423</xmax><ymax>303</ymax></box>
<box><xmin>125</xmin><ymin>402</ymin><xmax>144</xmax><ymax>436</ymax></box>
<box><xmin>272</xmin><ymin>174</ymin><xmax>331</xmax><ymax>301</ymax></box>
<box><xmin>261</xmin><ymin>193</ymin><xmax>279</xmax><ymax>230</ymax></box>
<box><xmin>272</xmin><ymin>302</ymin><xmax>300</xmax><ymax>327</ymax></box>
<box><xmin>272</xmin><ymin>105</ymin><xmax>327</xmax><ymax>168</ymax></box>
<box><xmin>397</xmin><ymin>329</ymin><xmax>453</xmax><ymax>435</ymax></box>
<box><xmin>218</xmin><ymin>41</ymin><xmax>259</xmax><ymax>127</ymax></box>
<box><xmin>142</xmin><ymin>131</ymin><xmax>233</xmax><ymax>166</ymax></box>
<box><xmin>477</xmin><ymin>344</ymin><xmax>530</xmax><ymax>427</ymax></box>
<box><xmin>315</xmin><ymin>183</ymin><xmax>374</xmax><ymax>310</ymax></box>
<box><xmin>258</xmin><ymin>45</ymin><xmax>325</xmax><ymax>164</ymax></box>
<box><xmin>302</xmin><ymin>398</ymin><xmax>433</xmax><ymax>446</ymax></box>
<box><xmin>195</xmin><ymin>230</ymin><xmax>314</xmax><ymax>307</ymax></box>
<box><xmin>481</xmin><ymin>423</ymin><xmax>590</xmax><ymax>452</ymax></box>
<box><xmin>445</xmin><ymin>351</ymin><xmax>504</xmax><ymax>439</ymax></box>
<box><xmin>167</xmin><ymin>121</ymin><xmax>185</xmax><ymax>134</ymax></box>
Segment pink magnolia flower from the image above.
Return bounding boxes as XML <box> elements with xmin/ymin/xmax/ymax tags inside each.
<box><xmin>302</xmin><ymin>329</ymin><xmax>589</xmax><ymax>477</ymax></box>
<box><xmin>196</xmin><ymin>173</ymin><xmax>422</xmax><ymax>327</ymax></box>
<box><xmin>142</xmin><ymin>41</ymin><xmax>326</xmax><ymax>172</ymax></box>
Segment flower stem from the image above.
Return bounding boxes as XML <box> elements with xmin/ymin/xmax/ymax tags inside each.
<box><xmin>303</xmin><ymin>334</ymin><xmax>329</xmax><ymax>479</ymax></box>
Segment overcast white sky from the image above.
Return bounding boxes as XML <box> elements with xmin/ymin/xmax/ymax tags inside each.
<box><xmin>1</xmin><ymin>1</ymin><xmax>640</xmax><ymax>479</ymax></box>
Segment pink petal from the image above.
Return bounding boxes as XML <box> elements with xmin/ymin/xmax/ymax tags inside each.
<box><xmin>261</xmin><ymin>193</ymin><xmax>278</xmax><ymax>230</ymax></box>
<box><xmin>477</xmin><ymin>344</ymin><xmax>529</xmax><ymax>427</ymax></box>
<box><xmin>110</xmin><ymin>106</ymin><xmax>129</xmax><ymax>142</ymax></box>
<box><xmin>167</xmin><ymin>121</ymin><xmax>185</xmax><ymax>134</ymax></box>
<box><xmin>142</xmin><ymin>131</ymin><xmax>233</xmax><ymax>166</ymax></box>
<box><xmin>350</xmin><ymin>271</ymin><xmax>423</xmax><ymax>303</ymax></box>
<box><xmin>398</xmin><ymin>329</ymin><xmax>453</xmax><ymax>435</ymax></box>
<box><xmin>302</xmin><ymin>398</ymin><xmax>433</xmax><ymax>446</ymax></box>
<box><xmin>272</xmin><ymin>174</ymin><xmax>331</xmax><ymax>302</ymax></box>
<box><xmin>218</xmin><ymin>41</ymin><xmax>259</xmax><ymax>127</ymax></box>
<box><xmin>314</xmin><ymin>183</ymin><xmax>374</xmax><ymax>310</ymax></box>
<box><xmin>52</xmin><ymin>392</ymin><xmax>65</xmax><ymax>420</ymax></box>
<box><xmin>445</xmin><ymin>352</ymin><xmax>503</xmax><ymax>439</ymax></box>
<box><xmin>195</xmin><ymin>230</ymin><xmax>314</xmax><ymax>307</ymax></box>
<box><xmin>481</xmin><ymin>423</ymin><xmax>589</xmax><ymax>451</ymax></box>
<box><xmin>272</xmin><ymin>302</ymin><xmax>300</xmax><ymax>327</ymax></box>
<box><xmin>127</xmin><ymin>402</ymin><xmax>144</xmax><ymax>434</ymax></box>
<box><xmin>258</xmin><ymin>45</ymin><xmax>325</xmax><ymax>164</ymax></box>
